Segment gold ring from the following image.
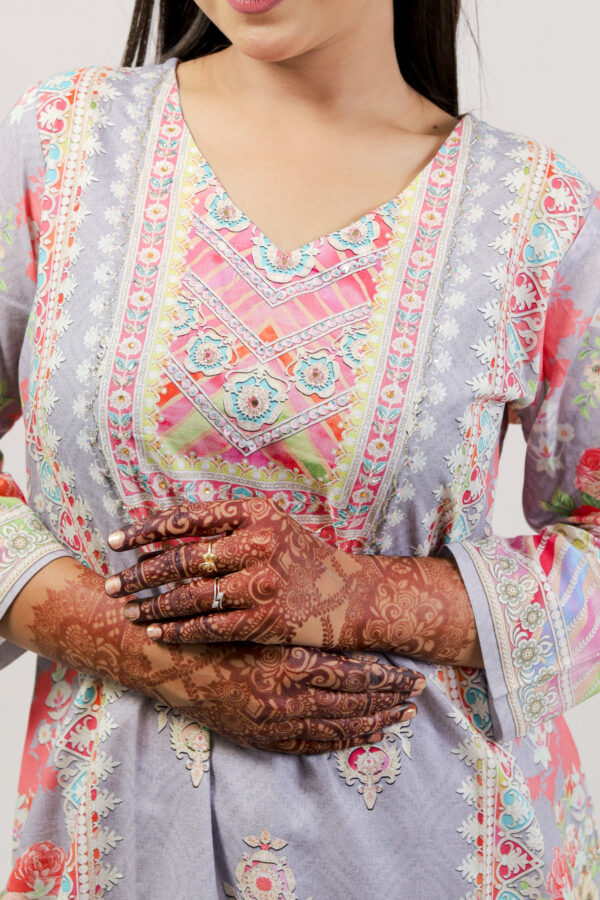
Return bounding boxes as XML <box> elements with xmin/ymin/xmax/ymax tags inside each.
<box><xmin>200</xmin><ymin>541</ymin><xmax>218</xmax><ymax>574</ymax></box>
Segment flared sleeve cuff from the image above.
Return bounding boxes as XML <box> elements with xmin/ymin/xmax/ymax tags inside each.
<box><xmin>0</xmin><ymin>499</ymin><xmax>71</xmax><ymax>620</ymax></box>
<box><xmin>440</xmin><ymin>540</ymin><xmax>519</xmax><ymax>742</ymax></box>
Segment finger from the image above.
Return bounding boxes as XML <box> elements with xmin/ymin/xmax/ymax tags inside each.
<box><xmin>258</xmin><ymin>703</ymin><xmax>417</xmax><ymax>743</ymax></box>
<box><xmin>265</xmin><ymin>733</ymin><xmax>386</xmax><ymax>755</ymax></box>
<box><xmin>107</xmin><ymin>498</ymin><xmax>274</xmax><ymax>550</ymax></box>
<box><xmin>154</xmin><ymin>610</ymin><xmax>250</xmax><ymax>643</ymax></box>
<box><xmin>274</xmin><ymin>688</ymin><xmax>415</xmax><ymax>720</ymax></box>
<box><xmin>284</xmin><ymin>648</ymin><xmax>427</xmax><ymax>695</ymax></box>
<box><xmin>106</xmin><ymin>529</ymin><xmax>277</xmax><ymax>596</ymax></box>
<box><xmin>127</xmin><ymin>566</ymin><xmax>279</xmax><ymax>623</ymax></box>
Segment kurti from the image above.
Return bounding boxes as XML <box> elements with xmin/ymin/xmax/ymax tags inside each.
<box><xmin>0</xmin><ymin>56</ymin><xmax>599</xmax><ymax>900</ymax></box>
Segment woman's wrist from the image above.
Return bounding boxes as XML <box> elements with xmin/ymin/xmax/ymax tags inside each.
<box><xmin>0</xmin><ymin>557</ymin><xmax>170</xmax><ymax>691</ymax></box>
<box><xmin>0</xmin><ymin>557</ymin><xmax>103</xmax><ymax>661</ymax></box>
<box><xmin>347</xmin><ymin>554</ymin><xmax>483</xmax><ymax>667</ymax></box>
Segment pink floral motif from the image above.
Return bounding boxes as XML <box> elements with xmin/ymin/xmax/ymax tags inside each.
<box><xmin>583</xmin><ymin>361</ymin><xmax>600</xmax><ymax>398</ymax></box>
<box><xmin>575</xmin><ymin>448</ymin><xmax>600</xmax><ymax>500</ymax></box>
<box><xmin>7</xmin><ymin>840</ymin><xmax>67</xmax><ymax>896</ymax></box>
<box><xmin>547</xmin><ymin>847</ymin><xmax>574</xmax><ymax>899</ymax></box>
<box><xmin>224</xmin><ymin>829</ymin><xmax>311</xmax><ymax>900</ymax></box>
<box><xmin>565</xmin><ymin>822</ymin><xmax>586</xmax><ymax>869</ymax></box>
<box><xmin>333</xmin><ymin>722</ymin><xmax>412</xmax><ymax>809</ymax></box>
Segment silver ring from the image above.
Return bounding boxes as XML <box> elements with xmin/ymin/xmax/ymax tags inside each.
<box><xmin>212</xmin><ymin>578</ymin><xmax>225</xmax><ymax>610</ymax></box>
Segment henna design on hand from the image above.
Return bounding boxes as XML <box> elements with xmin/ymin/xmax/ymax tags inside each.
<box><xmin>124</xmin><ymin>566</ymin><xmax>277</xmax><ymax>622</ymax></box>
<box><xmin>108</xmin><ymin>498</ymin><xmax>481</xmax><ymax>666</ymax></box>
<box><xmin>24</xmin><ymin>561</ymin><xmax>425</xmax><ymax>754</ymax></box>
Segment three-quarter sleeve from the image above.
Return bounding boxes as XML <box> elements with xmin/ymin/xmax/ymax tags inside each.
<box><xmin>0</xmin><ymin>84</ymin><xmax>72</xmax><ymax>645</ymax></box>
<box><xmin>443</xmin><ymin>192</ymin><xmax>600</xmax><ymax>742</ymax></box>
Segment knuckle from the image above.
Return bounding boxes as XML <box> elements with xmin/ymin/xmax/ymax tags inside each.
<box><xmin>249</xmin><ymin>529</ymin><xmax>276</xmax><ymax>555</ymax></box>
<box><xmin>137</xmin><ymin>599</ymin><xmax>152</xmax><ymax>618</ymax></box>
<box><xmin>122</xmin><ymin>568</ymin><xmax>141</xmax><ymax>592</ymax></box>
<box><xmin>144</xmin><ymin>599</ymin><xmax>159</xmax><ymax>619</ymax></box>
<box><xmin>162</xmin><ymin>624</ymin><xmax>177</xmax><ymax>643</ymax></box>
<box><xmin>252</xmin><ymin>565</ymin><xmax>280</xmax><ymax>596</ymax></box>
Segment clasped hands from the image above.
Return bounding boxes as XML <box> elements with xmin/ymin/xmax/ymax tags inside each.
<box><xmin>105</xmin><ymin>497</ymin><xmax>427</xmax><ymax>752</ymax></box>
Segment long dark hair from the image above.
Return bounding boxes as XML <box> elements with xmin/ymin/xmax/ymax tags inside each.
<box><xmin>122</xmin><ymin>0</ymin><xmax>464</xmax><ymax>117</ymax></box>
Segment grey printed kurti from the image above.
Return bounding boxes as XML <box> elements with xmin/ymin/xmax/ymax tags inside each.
<box><xmin>0</xmin><ymin>57</ymin><xmax>600</xmax><ymax>899</ymax></box>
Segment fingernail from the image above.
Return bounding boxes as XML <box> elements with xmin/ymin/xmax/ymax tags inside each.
<box><xmin>366</xmin><ymin>732</ymin><xmax>383</xmax><ymax>744</ymax></box>
<box><xmin>105</xmin><ymin>576</ymin><xmax>121</xmax><ymax>596</ymax></box>
<box><xmin>405</xmin><ymin>708</ymin><xmax>416</xmax><ymax>720</ymax></box>
<box><xmin>108</xmin><ymin>530</ymin><xmax>125</xmax><ymax>550</ymax></box>
<box><xmin>124</xmin><ymin>602</ymin><xmax>140</xmax><ymax>621</ymax></box>
<box><xmin>147</xmin><ymin>624</ymin><xmax>162</xmax><ymax>640</ymax></box>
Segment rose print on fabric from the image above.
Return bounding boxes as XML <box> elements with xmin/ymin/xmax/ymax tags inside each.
<box><xmin>545</xmin><ymin>769</ymin><xmax>600</xmax><ymax>899</ymax></box>
<box><xmin>6</xmin><ymin>840</ymin><xmax>67</xmax><ymax>897</ymax></box>
<box><xmin>575</xmin><ymin>448</ymin><xmax>600</xmax><ymax>506</ymax></box>
<box><xmin>547</xmin><ymin>847</ymin><xmax>574</xmax><ymax>899</ymax></box>
<box><xmin>542</xmin><ymin>447</ymin><xmax>600</xmax><ymax>518</ymax></box>
<box><xmin>576</xmin><ymin>329</ymin><xmax>600</xmax><ymax>420</ymax></box>
<box><xmin>223</xmin><ymin>829</ymin><xmax>312</xmax><ymax>900</ymax></box>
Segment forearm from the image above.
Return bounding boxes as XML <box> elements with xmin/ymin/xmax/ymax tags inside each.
<box><xmin>0</xmin><ymin>556</ymin><xmax>159</xmax><ymax>687</ymax></box>
<box><xmin>0</xmin><ymin>556</ymin><xmax>425</xmax><ymax>754</ymax></box>
<box><xmin>363</xmin><ymin>555</ymin><xmax>481</xmax><ymax>666</ymax></box>
<box><xmin>329</xmin><ymin>554</ymin><xmax>483</xmax><ymax>667</ymax></box>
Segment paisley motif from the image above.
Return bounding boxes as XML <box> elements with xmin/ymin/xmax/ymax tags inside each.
<box><xmin>223</xmin><ymin>829</ymin><xmax>312</xmax><ymax>900</ymax></box>
<box><xmin>332</xmin><ymin>721</ymin><xmax>413</xmax><ymax>810</ymax></box>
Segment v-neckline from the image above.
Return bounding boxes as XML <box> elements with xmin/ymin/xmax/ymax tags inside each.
<box><xmin>168</xmin><ymin>57</ymin><xmax>466</xmax><ymax>259</ymax></box>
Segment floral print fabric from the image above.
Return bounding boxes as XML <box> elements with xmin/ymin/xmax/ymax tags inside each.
<box><xmin>0</xmin><ymin>57</ymin><xmax>599</xmax><ymax>898</ymax></box>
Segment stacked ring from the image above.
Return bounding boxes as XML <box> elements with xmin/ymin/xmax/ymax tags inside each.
<box><xmin>212</xmin><ymin>579</ymin><xmax>225</xmax><ymax>611</ymax></box>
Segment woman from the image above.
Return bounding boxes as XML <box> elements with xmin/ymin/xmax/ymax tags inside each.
<box><xmin>0</xmin><ymin>0</ymin><xmax>599</xmax><ymax>896</ymax></box>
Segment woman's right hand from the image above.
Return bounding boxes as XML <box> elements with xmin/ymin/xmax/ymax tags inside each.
<box><xmin>151</xmin><ymin>641</ymin><xmax>425</xmax><ymax>754</ymax></box>
<box><xmin>0</xmin><ymin>557</ymin><xmax>425</xmax><ymax>754</ymax></box>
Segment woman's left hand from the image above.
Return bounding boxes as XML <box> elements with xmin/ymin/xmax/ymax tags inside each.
<box><xmin>105</xmin><ymin>498</ymin><xmax>370</xmax><ymax>649</ymax></box>
<box><xmin>105</xmin><ymin>497</ymin><xmax>478</xmax><ymax>664</ymax></box>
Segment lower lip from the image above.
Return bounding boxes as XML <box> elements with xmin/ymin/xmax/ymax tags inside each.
<box><xmin>225</xmin><ymin>0</ymin><xmax>284</xmax><ymax>12</ymax></box>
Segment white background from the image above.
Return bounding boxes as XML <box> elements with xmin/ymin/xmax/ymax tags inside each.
<box><xmin>0</xmin><ymin>0</ymin><xmax>599</xmax><ymax>886</ymax></box>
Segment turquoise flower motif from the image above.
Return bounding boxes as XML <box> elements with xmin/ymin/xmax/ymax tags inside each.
<box><xmin>339</xmin><ymin>329</ymin><xmax>369</xmax><ymax>369</ymax></box>
<box><xmin>173</xmin><ymin>299</ymin><xmax>202</xmax><ymax>336</ymax></box>
<box><xmin>251</xmin><ymin>236</ymin><xmax>319</xmax><ymax>284</ymax></box>
<box><xmin>184</xmin><ymin>332</ymin><xmax>232</xmax><ymax>375</ymax></box>
<box><xmin>223</xmin><ymin>367</ymin><xmax>287</xmax><ymax>432</ymax></box>
<box><xmin>204</xmin><ymin>189</ymin><xmax>250</xmax><ymax>232</ymax></box>
<box><xmin>328</xmin><ymin>215</ymin><xmax>380</xmax><ymax>254</ymax></box>
<box><xmin>195</xmin><ymin>159</ymin><xmax>219</xmax><ymax>191</ymax></box>
<box><xmin>293</xmin><ymin>351</ymin><xmax>339</xmax><ymax>399</ymax></box>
